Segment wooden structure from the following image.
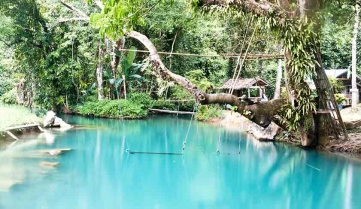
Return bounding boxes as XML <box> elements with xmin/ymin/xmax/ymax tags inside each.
<box><xmin>5</xmin><ymin>123</ymin><xmax>44</xmax><ymax>141</ymax></box>
<box><xmin>325</xmin><ymin>69</ymin><xmax>361</xmax><ymax>105</ymax></box>
<box><xmin>218</xmin><ymin>77</ymin><xmax>271</xmax><ymax>101</ymax></box>
<box><xmin>149</xmin><ymin>109</ymin><xmax>195</xmax><ymax>115</ymax></box>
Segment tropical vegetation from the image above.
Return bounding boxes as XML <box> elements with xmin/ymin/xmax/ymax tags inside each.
<box><xmin>0</xmin><ymin>0</ymin><xmax>360</xmax><ymax>146</ymax></box>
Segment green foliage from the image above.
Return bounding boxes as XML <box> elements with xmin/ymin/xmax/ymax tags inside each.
<box><xmin>76</xmin><ymin>100</ymin><xmax>148</xmax><ymax>118</ymax></box>
<box><xmin>186</xmin><ymin>70</ymin><xmax>214</xmax><ymax>92</ymax></box>
<box><xmin>0</xmin><ymin>78</ymin><xmax>13</xmax><ymax>97</ymax></box>
<box><xmin>170</xmin><ymin>85</ymin><xmax>193</xmax><ymax>100</ymax></box>
<box><xmin>152</xmin><ymin>100</ymin><xmax>177</xmax><ymax>110</ymax></box>
<box><xmin>0</xmin><ymin>88</ymin><xmax>17</xmax><ymax>104</ymax></box>
<box><xmin>335</xmin><ymin>94</ymin><xmax>347</xmax><ymax>104</ymax></box>
<box><xmin>34</xmin><ymin>108</ymin><xmax>47</xmax><ymax>117</ymax></box>
<box><xmin>321</xmin><ymin>2</ymin><xmax>353</xmax><ymax>69</ymax></box>
<box><xmin>329</xmin><ymin>77</ymin><xmax>344</xmax><ymax>93</ymax></box>
<box><xmin>90</xmin><ymin>0</ymin><xmax>174</xmax><ymax>40</ymax></box>
<box><xmin>0</xmin><ymin>0</ymin><xmax>99</xmax><ymax>109</ymax></box>
<box><xmin>195</xmin><ymin>104</ymin><xmax>221</xmax><ymax>121</ymax></box>
<box><xmin>129</xmin><ymin>93</ymin><xmax>153</xmax><ymax>109</ymax></box>
<box><xmin>259</xmin><ymin>15</ymin><xmax>318</xmax><ymax>131</ymax></box>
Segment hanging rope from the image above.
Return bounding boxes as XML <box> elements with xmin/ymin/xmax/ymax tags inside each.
<box><xmin>230</xmin><ymin>21</ymin><xmax>260</xmax><ymax>95</ymax></box>
<box><xmin>228</xmin><ymin>17</ymin><xmax>253</xmax><ymax>94</ymax></box>
<box><xmin>181</xmin><ymin>101</ymin><xmax>198</xmax><ymax>154</ymax></box>
<box><xmin>116</xmin><ymin>83</ymin><xmax>132</xmax><ymax>153</ymax></box>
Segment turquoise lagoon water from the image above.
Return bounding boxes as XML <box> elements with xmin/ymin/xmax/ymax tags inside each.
<box><xmin>0</xmin><ymin>115</ymin><xmax>361</xmax><ymax>209</ymax></box>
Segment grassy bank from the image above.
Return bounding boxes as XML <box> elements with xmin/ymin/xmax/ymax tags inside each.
<box><xmin>0</xmin><ymin>104</ymin><xmax>43</xmax><ymax>137</ymax></box>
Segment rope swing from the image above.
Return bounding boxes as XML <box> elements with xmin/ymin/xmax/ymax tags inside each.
<box><xmin>229</xmin><ymin>20</ymin><xmax>260</xmax><ymax>95</ymax></box>
<box><xmin>127</xmin><ymin>101</ymin><xmax>198</xmax><ymax>156</ymax></box>
<box><xmin>181</xmin><ymin>102</ymin><xmax>198</xmax><ymax>154</ymax></box>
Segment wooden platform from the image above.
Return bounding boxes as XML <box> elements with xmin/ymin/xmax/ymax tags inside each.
<box><xmin>5</xmin><ymin>123</ymin><xmax>42</xmax><ymax>131</ymax></box>
<box><xmin>5</xmin><ymin>124</ymin><xmax>44</xmax><ymax>141</ymax></box>
<box><xmin>149</xmin><ymin>109</ymin><xmax>195</xmax><ymax>115</ymax></box>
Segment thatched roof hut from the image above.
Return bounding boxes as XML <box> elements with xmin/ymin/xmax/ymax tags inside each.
<box><xmin>219</xmin><ymin>77</ymin><xmax>270</xmax><ymax>90</ymax></box>
<box><xmin>219</xmin><ymin>77</ymin><xmax>271</xmax><ymax>100</ymax></box>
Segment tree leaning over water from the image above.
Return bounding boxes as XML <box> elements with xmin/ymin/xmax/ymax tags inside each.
<box><xmin>0</xmin><ymin>0</ymin><xmax>356</xmax><ymax>146</ymax></box>
<box><xmin>86</xmin><ymin>0</ymin><xmax>354</xmax><ymax>146</ymax></box>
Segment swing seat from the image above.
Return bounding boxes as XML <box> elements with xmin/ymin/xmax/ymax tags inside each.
<box><xmin>127</xmin><ymin>150</ymin><xmax>183</xmax><ymax>155</ymax></box>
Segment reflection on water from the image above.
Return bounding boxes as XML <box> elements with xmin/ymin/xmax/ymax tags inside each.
<box><xmin>0</xmin><ymin>115</ymin><xmax>361</xmax><ymax>209</ymax></box>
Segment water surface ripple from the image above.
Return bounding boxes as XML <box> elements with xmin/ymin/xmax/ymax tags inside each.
<box><xmin>0</xmin><ymin>115</ymin><xmax>360</xmax><ymax>209</ymax></box>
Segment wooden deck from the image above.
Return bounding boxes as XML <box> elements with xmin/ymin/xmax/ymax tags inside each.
<box><xmin>5</xmin><ymin>123</ymin><xmax>42</xmax><ymax>131</ymax></box>
<box><xmin>5</xmin><ymin>123</ymin><xmax>43</xmax><ymax>141</ymax></box>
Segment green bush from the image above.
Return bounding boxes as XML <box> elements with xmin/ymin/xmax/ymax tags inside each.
<box><xmin>152</xmin><ymin>100</ymin><xmax>177</xmax><ymax>110</ymax></box>
<box><xmin>0</xmin><ymin>78</ymin><xmax>12</xmax><ymax>96</ymax></box>
<box><xmin>335</xmin><ymin>94</ymin><xmax>347</xmax><ymax>104</ymax></box>
<box><xmin>34</xmin><ymin>108</ymin><xmax>47</xmax><ymax>117</ymax></box>
<box><xmin>195</xmin><ymin>104</ymin><xmax>221</xmax><ymax>121</ymax></box>
<box><xmin>76</xmin><ymin>99</ymin><xmax>148</xmax><ymax>119</ymax></box>
<box><xmin>129</xmin><ymin>93</ymin><xmax>153</xmax><ymax>109</ymax></box>
<box><xmin>178</xmin><ymin>101</ymin><xmax>195</xmax><ymax>111</ymax></box>
<box><xmin>329</xmin><ymin>77</ymin><xmax>343</xmax><ymax>93</ymax></box>
<box><xmin>0</xmin><ymin>88</ymin><xmax>17</xmax><ymax>104</ymax></box>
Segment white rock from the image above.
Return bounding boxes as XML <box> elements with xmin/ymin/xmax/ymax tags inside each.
<box><xmin>43</xmin><ymin>111</ymin><xmax>56</xmax><ymax>127</ymax></box>
<box><xmin>247</xmin><ymin>122</ymin><xmax>280</xmax><ymax>141</ymax></box>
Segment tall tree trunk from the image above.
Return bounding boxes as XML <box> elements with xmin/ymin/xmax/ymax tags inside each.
<box><xmin>284</xmin><ymin>50</ymin><xmax>316</xmax><ymax>146</ymax></box>
<box><xmin>96</xmin><ymin>46</ymin><xmax>105</xmax><ymax>100</ymax></box>
<box><xmin>351</xmin><ymin>4</ymin><xmax>360</xmax><ymax>109</ymax></box>
<box><xmin>274</xmin><ymin>59</ymin><xmax>283</xmax><ymax>99</ymax></box>
<box><xmin>110</xmin><ymin>38</ymin><xmax>125</xmax><ymax>79</ymax></box>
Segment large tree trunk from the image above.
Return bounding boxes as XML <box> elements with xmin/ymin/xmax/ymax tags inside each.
<box><xmin>273</xmin><ymin>59</ymin><xmax>283</xmax><ymax>99</ymax></box>
<box><xmin>198</xmin><ymin>0</ymin><xmax>343</xmax><ymax>146</ymax></box>
<box><xmin>110</xmin><ymin>38</ymin><xmax>125</xmax><ymax>79</ymax></box>
<box><xmin>284</xmin><ymin>50</ymin><xmax>316</xmax><ymax>146</ymax></box>
<box><xmin>351</xmin><ymin>4</ymin><xmax>360</xmax><ymax>109</ymax></box>
<box><xmin>96</xmin><ymin>46</ymin><xmax>105</xmax><ymax>100</ymax></box>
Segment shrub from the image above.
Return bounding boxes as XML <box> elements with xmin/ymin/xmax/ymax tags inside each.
<box><xmin>335</xmin><ymin>94</ymin><xmax>347</xmax><ymax>104</ymax></box>
<box><xmin>195</xmin><ymin>104</ymin><xmax>221</xmax><ymax>121</ymax></box>
<box><xmin>0</xmin><ymin>88</ymin><xmax>17</xmax><ymax>104</ymax></box>
<box><xmin>329</xmin><ymin>77</ymin><xmax>343</xmax><ymax>93</ymax></box>
<box><xmin>129</xmin><ymin>93</ymin><xmax>153</xmax><ymax>109</ymax></box>
<box><xmin>152</xmin><ymin>100</ymin><xmax>177</xmax><ymax>110</ymax></box>
<box><xmin>76</xmin><ymin>99</ymin><xmax>148</xmax><ymax>119</ymax></box>
<box><xmin>34</xmin><ymin>108</ymin><xmax>47</xmax><ymax>117</ymax></box>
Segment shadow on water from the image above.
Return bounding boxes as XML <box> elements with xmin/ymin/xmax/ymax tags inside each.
<box><xmin>0</xmin><ymin>114</ymin><xmax>361</xmax><ymax>209</ymax></box>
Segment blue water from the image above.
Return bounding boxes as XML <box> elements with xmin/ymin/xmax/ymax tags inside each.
<box><xmin>0</xmin><ymin>115</ymin><xmax>361</xmax><ymax>209</ymax></box>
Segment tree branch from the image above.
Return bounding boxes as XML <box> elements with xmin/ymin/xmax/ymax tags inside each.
<box><xmin>60</xmin><ymin>0</ymin><xmax>89</xmax><ymax>19</ymax></box>
<box><xmin>197</xmin><ymin>0</ymin><xmax>290</xmax><ymax>18</ymax></box>
<box><xmin>94</xmin><ymin>0</ymin><xmax>104</xmax><ymax>10</ymax></box>
<box><xmin>127</xmin><ymin>30</ymin><xmax>285</xmax><ymax>128</ymax></box>
<box><xmin>58</xmin><ymin>17</ymin><xmax>90</xmax><ymax>23</ymax></box>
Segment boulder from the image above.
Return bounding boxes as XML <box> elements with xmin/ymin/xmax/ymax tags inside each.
<box><xmin>247</xmin><ymin>122</ymin><xmax>280</xmax><ymax>141</ymax></box>
<box><xmin>43</xmin><ymin>111</ymin><xmax>72</xmax><ymax>129</ymax></box>
<box><xmin>43</xmin><ymin>111</ymin><xmax>56</xmax><ymax>127</ymax></box>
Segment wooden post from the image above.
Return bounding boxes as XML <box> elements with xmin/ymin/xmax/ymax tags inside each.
<box><xmin>259</xmin><ymin>86</ymin><xmax>262</xmax><ymax>98</ymax></box>
<box><xmin>122</xmin><ymin>75</ymin><xmax>127</xmax><ymax>100</ymax></box>
<box><xmin>6</xmin><ymin>131</ymin><xmax>20</xmax><ymax>141</ymax></box>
